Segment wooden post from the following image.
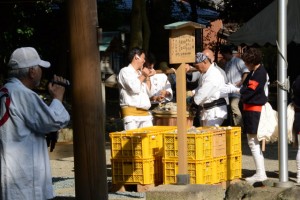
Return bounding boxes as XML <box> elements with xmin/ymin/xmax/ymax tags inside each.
<box><xmin>164</xmin><ymin>21</ymin><xmax>205</xmax><ymax>185</ymax></box>
<box><xmin>176</xmin><ymin>63</ymin><xmax>188</xmax><ymax>176</ymax></box>
<box><xmin>68</xmin><ymin>0</ymin><xmax>108</xmax><ymax>199</ymax></box>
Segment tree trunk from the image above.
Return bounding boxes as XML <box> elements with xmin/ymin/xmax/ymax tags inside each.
<box><xmin>142</xmin><ymin>0</ymin><xmax>150</xmax><ymax>51</ymax></box>
<box><xmin>130</xmin><ymin>0</ymin><xmax>143</xmax><ymax>49</ymax></box>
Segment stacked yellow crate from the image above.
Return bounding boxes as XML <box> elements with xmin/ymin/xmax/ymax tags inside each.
<box><xmin>162</xmin><ymin>126</ymin><xmax>241</xmax><ymax>185</ymax></box>
<box><xmin>110</xmin><ymin>125</ymin><xmax>242</xmax><ymax>186</ymax></box>
<box><xmin>199</xmin><ymin>126</ymin><xmax>242</xmax><ymax>182</ymax></box>
<box><xmin>162</xmin><ymin>129</ymin><xmax>214</xmax><ymax>184</ymax></box>
<box><xmin>109</xmin><ymin>126</ymin><xmax>177</xmax><ymax>185</ymax></box>
<box><xmin>200</xmin><ymin>127</ymin><xmax>227</xmax><ymax>184</ymax></box>
<box><xmin>225</xmin><ymin>126</ymin><xmax>242</xmax><ymax>180</ymax></box>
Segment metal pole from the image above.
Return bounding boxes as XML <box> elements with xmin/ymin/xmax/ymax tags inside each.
<box><xmin>274</xmin><ymin>0</ymin><xmax>293</xmax><ymax>188</ymax></box>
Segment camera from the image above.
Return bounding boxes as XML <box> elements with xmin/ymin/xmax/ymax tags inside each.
<box><xmin>51</xmin><ymin>80</ymin><xmax>71</xmax><ymax>88</ymax></box>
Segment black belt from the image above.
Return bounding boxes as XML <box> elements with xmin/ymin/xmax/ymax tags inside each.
<box><xmin>199</xmin><ymin>98</ymin><xmax>227</xmax><ymax>110</ymax></box>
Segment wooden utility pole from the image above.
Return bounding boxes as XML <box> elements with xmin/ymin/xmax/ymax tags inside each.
<box><xmin>68</xmin><ymin>0</ymin><xmax>108</xmax><ymax>199</ymax></box>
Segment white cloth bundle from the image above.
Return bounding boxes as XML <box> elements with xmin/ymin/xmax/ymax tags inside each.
<box><xmin>257</xmin><ymin>102</ymin><xmax>278</xmax><ymax>143</ymax></box>
<box><xmin>287</xmin><ymin>103</ymin><xmax>295</xmax><ymax>143</ymax></box>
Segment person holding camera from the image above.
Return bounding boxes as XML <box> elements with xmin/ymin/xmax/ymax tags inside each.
<box><xmin>0</xmin><ymin>47</ymin><xmax>70</xmax><ymax>199</ymax></box>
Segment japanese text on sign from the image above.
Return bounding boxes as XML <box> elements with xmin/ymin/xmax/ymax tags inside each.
<box><xmin>170</xmin><ymin>35</ymin><xmax>195</xmax><ymax>57</ymax></box>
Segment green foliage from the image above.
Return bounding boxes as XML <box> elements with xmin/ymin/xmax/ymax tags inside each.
<box><xmin>0</xmin><ymin>0</ymin><xmax>67</xmax><ymax>83</ymax></box>
<box><xmin>16</xmin><ymin>27</ymin><xmax>34</xmax><ymax>37</ymax></box>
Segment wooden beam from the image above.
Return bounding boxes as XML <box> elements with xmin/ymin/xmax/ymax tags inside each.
<box><xmin>68</xmin><ymin>0</ymin><xmax>108</xmax><ymax>199</ymax></box>
<box><xmin>155</xmin><ymin>67</ymin><xmax>197</xmax><ymax>74</ymax></box>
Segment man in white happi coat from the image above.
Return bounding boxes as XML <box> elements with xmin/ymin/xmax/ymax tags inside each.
<box><xmin>187</xmin><ymin>51</ymin><xmax>228</xmax><ymax>126</ymax></box>
<box><xmin>143</xmin><ymin>53</ymin><xmax>173</xmax><ymax>107</ymax></box>
<box><xmin>0</xmin><ymin>47</ymin><xmax>70</xmax><ymax>200</ymax></box>
<box><xmin>117</xmin><ymin>47</ymin><xmax>155</xmax><ymax>130</ymax></box>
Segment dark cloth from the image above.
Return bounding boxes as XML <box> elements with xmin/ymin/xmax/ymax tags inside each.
<box><xmin>240</xmin><ymin>66</ymin><xmax>268</xmax><ymax>105</ymax></box>
<box><xmin>292</xmin><ymin>75</ymin><xmax>300</xmax><ymax>107</ymax></box>
<box><xmin>240</xmin><ymin>65</ymin><xmax>268</xmax><ymax>134</ymax></box>
<box><xmin>292</xmin><ymin>75</ymin><xmax>300</xmax><ymax>134</ymax></box>
<box><xmin>294</xmin><ymin>111</ymin><xmax>300</xmax><ymax>135</ymax></box>
<box><xmin>243</xmin><ymin>111</ymin><xmax>261</xmax><ymax>134</ymax></box>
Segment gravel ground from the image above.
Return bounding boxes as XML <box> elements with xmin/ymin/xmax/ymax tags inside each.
<box><xmin>49</xmin><ymin>134</ymin><xmax>299</xmax><ymax>199</ymax></box>
<box><xmin>50</xmin><ymin>142</ymin><xmax>147</xmax><ymax>200</ymax></box>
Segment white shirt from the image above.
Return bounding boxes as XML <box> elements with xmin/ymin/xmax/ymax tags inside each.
<box><xmin>224</xmin><ymin>56</ymin><xmax>249</xmax><ymax>98</ymax></box>
<box><xmin>188</xmin><ymin>63</ymin><xmax>228</xmax><ymax>93</ymax></box>
<box><xmin>150</xmin><ymin>73</ymin><xmax>173</xmax><ymax>103</ymax></box>
<box><xmin>117</xmin><ymin>64</ymin><xmax>152</xmax><ymax>124</ymax></box>
<box><xmin>193</xmin><ymin>64</ymin><xmax>227</xmax><ymax>120</ymax></box>
<box><xmin>118</xmin><ymin>64</ymin><xmax>151</xmax><ymax>110</ymax></box>
<box><xmin>0</xmin><ymin>78</ymin><xmax>70</xmax><ymax>200</ymax></box>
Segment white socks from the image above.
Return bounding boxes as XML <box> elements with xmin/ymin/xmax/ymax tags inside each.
<box><xmin>296</xmin><ymin>135</ymin><xmax>300</xmax><ymax>183</ymax></box>
<box><xmin>245</xmin><ymin>134</ymin><xmax>267</xmax><ymax>184</ymax></box>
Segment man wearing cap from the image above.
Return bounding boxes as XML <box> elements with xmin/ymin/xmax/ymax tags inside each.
<box><xmin>0</xmin><ymin>47</ymin><xmax>70</xmax><ymax>199</ymax></box>
<box><xmin>187</xmin><ymin>51</ymin><xmax>227</xmax><ymax>126</ymax></box>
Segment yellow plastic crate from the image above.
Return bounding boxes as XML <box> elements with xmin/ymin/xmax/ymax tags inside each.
<box><xmin>212</xmin><ymin>156</ymin><xmax>227</xmax><ymax>183</ymax></box>
<box><xmin>163</xmin><ymin>158</ymin><xmax>214</xmax><ymax>184</ymax></box>
<box><xmin>199</xmin><ymin>126</ymin><xmax>241</xmax><ymax>156</ymax></box>
<box><xmin>196</xmin><ymin>127</ymin><xmax>227</xmax><ymax>157</ymax></box>
<box><xmin>111</xmin><ymin>158</ymin><xmax>158</xmax><ymax>185</ymax></box>
<box><xmin>227</xmin><ymin>153</ymin><xmax>242</xmax><ymax>180</ymax></box>
<box><xmin>163</xmin><ymin>130</ymin><xmax>213</xmax><ymax>160</ymax></box>
<box><xmin>225</xmin><ymin>127</ymin><xmax>242</xmax><ymax>155</ymax></box>
<box><xmin>212</xmin><ymin>130</ymin><xmax>226</xmax><ymax>158</ymax></box>
<box><xmin>132</xmin><ymin>126</ymin><xmax>177</xmax><ymax>133</ymax></box>
<box><xmin>110</xmin><ymin>126</ymin><xmax>177</xmax><ymax>159</ymax></box>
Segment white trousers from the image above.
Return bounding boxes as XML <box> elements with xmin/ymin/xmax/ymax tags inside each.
<box><xmin>123</xmin><ymin>115</ymin><xmax>153</xmax><ymax>130</ymax></box>
<box><xmin>202</xmin><ymin>118</ymin><xmax>224</xmax><ymax>126</ymax></box>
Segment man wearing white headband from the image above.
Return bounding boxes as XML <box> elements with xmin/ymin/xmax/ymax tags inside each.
<box><xmin>187</xmin><ymin>50</ymin><xmax>227</xmax><ymax>126</ymax></box>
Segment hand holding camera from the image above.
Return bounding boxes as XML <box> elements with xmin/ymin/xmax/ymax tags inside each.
<box><xmin>48</xmin><ymin>75</ymin><xmax>70</xmax><ymax>102</ymax></box>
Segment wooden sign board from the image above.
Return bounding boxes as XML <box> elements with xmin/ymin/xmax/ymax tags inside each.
<box><xmin>169</xmin><ymin>27</ymin><xmax>195</xmax><ymax>64</ymax></box>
